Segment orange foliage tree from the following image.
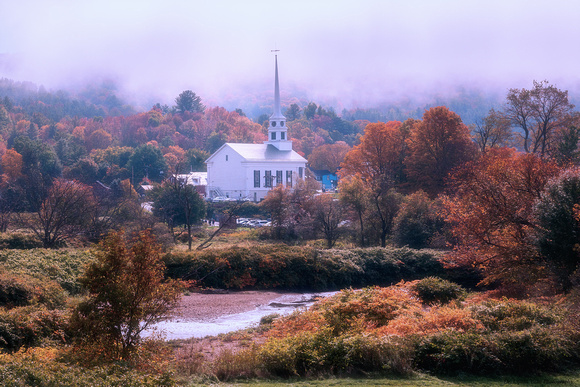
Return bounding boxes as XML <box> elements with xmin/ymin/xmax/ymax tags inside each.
<box><xmin>340</xmin><ymin>121</ymin><xmax>405</xmax><ymax>246</ymax></box>
<box><xmin>406</xmin><ymin>106</ymin><xmax>477</xmax><ymax>195</ymax></box>
<box><xmin>71</xmin><ymin>230</ymin><xmax>183</xmax><ymax>362</ymax></box>
<box><xmin>443</xmin><ymin>148</ymin><xmax>561</xmax><ymax>289</ymax></box>
<box><xmin>308</xmin><ymin>142</ymin><xmax>351</xmax><ymax>173</ymax></box>
<box><xmin>1</xmin><ymin>149</ymin><xmax>23</xmax><ymax>183</ymax></box>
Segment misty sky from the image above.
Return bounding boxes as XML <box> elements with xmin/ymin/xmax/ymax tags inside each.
<box><xmin>1</xmin><ymin>0</ymin><xmax>580</xmax><ymax>110</ymax></box>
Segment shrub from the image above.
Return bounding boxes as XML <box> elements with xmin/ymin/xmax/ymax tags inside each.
<box><xmin>415</xmin><ymin>327</ymin><xmax>580</xmax><ymax>375</ymax></box>
<box><xmin>212</xmin><ymin>346</ymin><xmax>261</xmax><ymax>380</ymax></box>
<box><xmin>378</xmin><ymin>306</ymin><xmax>483</xmax><ymax>336</ymax></box>
<box><xmin>469</xmin><ymin>299</ymin><xmax>561</xmax><ymax>331</ymax></box>
<box><xmin>411</xmin><ymin>277</ymin><xmax>466</xmax><ymax>305</ymax></box>
<box><xmin>0</xmin><ymin>233</ymin><xmax>42</xmax><ymax>249</ymax></box>
<box><xmin>259</xmin><ymin>313</ymin><xmax>280</xmax><ymax>326</ymax></box>
<box><xmin>414</xmin><ymin>331</ymin><xmax>502</xmax><ymax>375</ymax></box>
<box><xmin>0</xmin><ymin>306</ymin><xmax>69</xmax><ymax>352</ymax></box>
<box><xmin>0</xmin><ymin>348</ymin><xmax>177</xmax><ymax>386</ymax></box>
<box><xmin>0</xmin><ymin>270</ymin><xmax>66</xmax><ymax>309</ymax></box>
<box><xmin>259</xmin><ymin>330</ymin><xmax>413</xmax><ymax>377</ymax></box>
<box><xmin>313</xmin><ymin>287</ymin><xmax>422</xmax><ymax>335</ymax></box>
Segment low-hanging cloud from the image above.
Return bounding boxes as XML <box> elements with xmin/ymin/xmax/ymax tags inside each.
<box><xmin>1</xmin><ymin>0</ymin><xmax>580</xmax><ymax>111</ymax></box>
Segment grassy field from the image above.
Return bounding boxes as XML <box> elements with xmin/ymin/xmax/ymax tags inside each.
<box><xmin>183</xmin><ymin>372</ymin><xmax>580</xmax><ymax>386</ymax></box>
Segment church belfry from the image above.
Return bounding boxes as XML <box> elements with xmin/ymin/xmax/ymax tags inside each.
<box><xmin>265</xmin><ymin>54</ymin><xmax>292</xmax><ymax>151</ymax></box>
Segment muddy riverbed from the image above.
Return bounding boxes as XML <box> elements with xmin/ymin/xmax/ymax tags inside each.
<box><xmin>148</xmin><ymin>290</ymin><xmax>334</xmax><ymax>340</ymax></box>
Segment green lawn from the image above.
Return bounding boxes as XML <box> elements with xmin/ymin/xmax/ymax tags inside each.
<box><xmin>185</xmin><ymin>372</ymin><xmax>580</xmax><ymax>387</ymax></box>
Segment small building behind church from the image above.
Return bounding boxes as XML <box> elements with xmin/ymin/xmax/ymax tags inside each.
<box><xmin>205</xmin><ymin>56</ymin><xmax>307</xmax><ymax>202</ymax></box>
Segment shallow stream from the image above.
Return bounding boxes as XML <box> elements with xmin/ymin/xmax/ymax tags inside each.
<box><xmin>149</xmin><ymin>292</ymin><xmax>335</xmax><ymax>340</ymax></box>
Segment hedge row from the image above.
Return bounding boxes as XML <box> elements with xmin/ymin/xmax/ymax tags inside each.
<box><xmin>163</xmin><ymin>246</ymin><xmax>478</xmax><ymax>291</ymax></box>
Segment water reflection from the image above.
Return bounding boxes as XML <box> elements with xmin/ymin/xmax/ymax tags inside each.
<box><xmin>149</xmin><ymin>292</ymin><xmax>335</xmax><ymax>340</ymax></box>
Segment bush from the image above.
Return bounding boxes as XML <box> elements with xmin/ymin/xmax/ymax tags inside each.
<box><xmin>0</xmin><ymin>348</ymin><xmax>177</xmax><ymax>386</ymax></box>
<box><xmin>411</xmin><ymin>277</ymin><xmax>465</xmax><ymax>306</ymax></box>
<box><xmin>259</xmin><ymin>330</ymin><xmax>413</xmax><ymax>377</ymax></box>
<box><xmin>313</xmin><ymin>287</ymin><xmax>422</xmax><ymax>335</ymax></box>
<box><xmin>0</xmin><ymin>306</ymin><xmax>69</xmax><ymax>352</ymax></box>
<box><xmin>415</xmin><ymin>327</ymin><xmax>579</xmax><ymax>375</ymax></box>
<box><xmin>0</xmin><ymin>270</ymin><xmax>66</xmax><ymax>309</ymax></box>
<box><xmin>0</xmin><ymin>233</ymin><xmax>42</xmax><ymax>249</ymax></box>
<box><xmin>212</xmin><ymin>346</ymin><xmax>261</xmax><ymax>380</ymax></box>
<box><xmin>469</xmin><ymin>299</ymin><xmax>561</xmax><ymax>331</ymax></box>
<box><xmin>414</xmin><ymin>331</ymin><xmax>502</xmax><ymax>375</ymax></box>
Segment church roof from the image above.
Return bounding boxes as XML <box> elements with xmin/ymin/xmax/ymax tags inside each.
<box><xmin>206</xmin><ymin>143</ymin><xmax>306</xmax><ymax>163</ymax></box>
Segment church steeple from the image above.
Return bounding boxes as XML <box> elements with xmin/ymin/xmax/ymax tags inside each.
<box><xmin>265</xmin><ymin>54</ymin><xmax>292</xmax><ymax>151</ymax></box>
<box><xmin>273</xmin><ymin>55</ymin><xmax>283</xmax><ymax>117</ymax></box>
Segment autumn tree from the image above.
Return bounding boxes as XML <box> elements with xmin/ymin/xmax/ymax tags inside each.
<box><xmin>503</xmin><ymin>80</ymin><xmax>575</xmax><ymax>156</ymax></box>
<box><xmin>340</xmin><ymin>121</ymin><xmax>405</xmax><ymax>185</ymax></box>
<box><xmin>260</xmin><ymin>184</ymin><xmax>292</xmax><ymax>240</ymax></box>
<box><xmin>338</xmin><ymin>175</ymin><xmax>368</xmax><ymax>246</ymax></box>
<box><xmin>444</xmin><ymin>148</ymin><xmax>561</xmax><ymax>290</ymax></box>
<box><xmin>308</xmin><ymin>142</ymin><xmax>350</xmax><ymax>173</ymax></box>
<box><xmin>21</xmin><ymin>178</ymin><xmax>96</xmax><ymax>248</ymax></box>
<box><xmin>473</xmin><ymin>108</ymin><xmax>513</xmax><ymax>153</ymax></box>
<box><xmin>406</xmin><ymin>106</ymin><xmax>476</xmax><ymax>195</ymax></box>
<box><xmin>1</xmin><ymin>149</ymin><xmax>23</xmax><ymax>183</ymax></box>
<box><xmin>70</xmin><ymin>230</ymin><xmax>183</xmax><ymax>362</ymax></box>
<box><xmin>311</xmin><ymin>194</ymin><xmax>345</xmax><ymax>248</ymax></box>
<box><xmin>340</xmin><ymin>121</ymin><xmax>406</xmax><ymax>246</ymax></box>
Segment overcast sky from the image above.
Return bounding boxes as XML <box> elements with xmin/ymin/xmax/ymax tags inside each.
<box><xmin>1</xmin><ymin>0</ymin><xmax>580</xmax><ymax>110</ymax></box>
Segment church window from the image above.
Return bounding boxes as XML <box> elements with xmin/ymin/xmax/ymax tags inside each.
<box><xmin>286</xmin><ymin>170</ymin><xmax>292</xmax><ymax>187</ymax></box>
<box><xmin>271</xmin><ymin>132</ymin><xmax>276</xmax><ymax>140</ymax></box>
<box><xmin>272</xmin><ymin>121</ymin><xmax>277</xmax><ymax>127</ymax></box>
<box><xmin>299</xmin><ymin>167</ymin><xmax>304</xmax><ymax>178</ymax></box>
<box><xmin>254</xmin><ymin>170</ymin><xmax>260</xmax><ymax>187</ymax></box>
<box><xmin>265</xmin><ymin>171</ymin><xmax>272</xmax><ymax>187</ymax></box>
<box><xmin>276</xmin><ymin>170</ymin><xmax>282</xmax><ymax>185</ymax></box>
<box><xmin>281</xmin><ymin>131</ymin><xmax>285</xmax><ymax>140</ymax></box>
<box><xmin>281</xmin><ymin>121</ymin><xmax>285</xmax><ymax>127</ymax></box>
<box><xmin>226</xmin><ymin>155</ymin><xmax>228</xmax><ymax>161</ymax></box>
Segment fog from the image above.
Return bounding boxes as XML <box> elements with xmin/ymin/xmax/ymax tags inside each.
<box><xmin>1</xmin><ymin>0</ymin><xmax>580</xmax><ymax>112</ymax></box>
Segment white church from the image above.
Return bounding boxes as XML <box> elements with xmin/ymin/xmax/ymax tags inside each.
<box><xmin>205</xmin><ymin>56</ymin><xmax>307</xmax><ymax>202</ymax></box>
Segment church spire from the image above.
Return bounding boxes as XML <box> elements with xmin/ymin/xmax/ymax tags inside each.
<box><xmin>265</xmin><ymin>53</ymin><xmax>292</xmax><ymax>151</ymax></box>
<box><xmin>273</xmin><ymin>55</ymin><xmax>282</xmax><ymax>117</ymax></box>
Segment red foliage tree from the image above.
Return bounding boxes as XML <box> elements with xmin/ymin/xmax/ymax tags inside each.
<box><xmin>443</xmin><ymin>148</ymin><xmax>561</xmax><ymax>289</ymax></box>
<box><xmin>406</xmin><ymin>106</ymin><xmax>477</xmax><ymax>195</ymax></box>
